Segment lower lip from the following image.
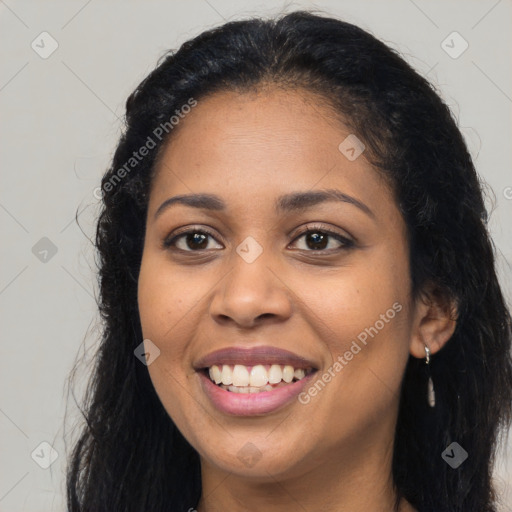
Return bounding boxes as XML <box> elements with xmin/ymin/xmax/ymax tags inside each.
<box><xmin>198</xmin><ymin>370</ymin><xmax>317</xmax><ymax>416</ymax></box>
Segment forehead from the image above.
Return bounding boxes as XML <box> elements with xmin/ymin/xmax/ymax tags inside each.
<box><xmin>156</xmin><ymin>87</ymin><xmax>345</xmax><ymax>163</ymax></box>
<box><xmin>148</xmin><ymin>87</ymin><xmax>394</xmax><ymax>219</ymax></box>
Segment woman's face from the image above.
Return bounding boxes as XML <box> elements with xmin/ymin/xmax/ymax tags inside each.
<box><xmin>137</xmin><ymin>87</ymin><xmax>418</xmax><ymax>481</ymax></box>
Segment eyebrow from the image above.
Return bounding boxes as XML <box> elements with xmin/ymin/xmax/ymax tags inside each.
<box><xmin>153</xmin><ymin>188</ymin><xmax>375</xmax><ymax>220</ymax></box>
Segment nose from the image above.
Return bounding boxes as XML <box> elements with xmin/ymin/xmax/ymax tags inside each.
<box><xmin>209</xmin><ymin>252</ymin><xmax>293</xmax><ymax>329</ymax></box>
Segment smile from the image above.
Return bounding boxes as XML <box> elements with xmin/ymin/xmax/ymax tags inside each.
<box><xmin>206</xmin><ymin>364</ymin><xmax>315</xmax><ymax>393</ymax></box>
<box><xmin>194</xmin><ymin>345</ymin><xmax>319</xmax><ymax>415</ymax></box>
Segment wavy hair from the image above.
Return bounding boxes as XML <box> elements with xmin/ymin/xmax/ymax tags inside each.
<box><xmin>65</xmin><ymin>10</ymin><xmax>512</xmax><ymax>512</ymax></box>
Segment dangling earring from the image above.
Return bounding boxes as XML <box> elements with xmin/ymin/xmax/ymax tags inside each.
<box><xmin>424</xmin><ymin>344</ymin><xmax>435</xmax><ymax>408</ymax></box>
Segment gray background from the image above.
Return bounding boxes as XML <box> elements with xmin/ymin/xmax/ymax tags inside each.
<box><xmin>1</xmin><ymin>0</ymin><xmax>511</xmax><ymax>510</ymax></box>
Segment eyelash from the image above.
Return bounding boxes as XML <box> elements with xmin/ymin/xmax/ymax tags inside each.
<box><xmin>162</xmin><ymin>223</ymin><xmax>355</xmax><ymax>254</ymax></box>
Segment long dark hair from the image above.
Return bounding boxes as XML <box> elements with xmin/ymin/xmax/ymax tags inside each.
<box><xmin>65</xmin><ymin>10</ymin><xmax>512</xmax><ymax>512</ymax></box>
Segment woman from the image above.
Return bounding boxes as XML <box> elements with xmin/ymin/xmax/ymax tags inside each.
<box><xmin>66</xmin><ymin>10</ymin><xmax>512</xmax><ymax>512</ymax></box>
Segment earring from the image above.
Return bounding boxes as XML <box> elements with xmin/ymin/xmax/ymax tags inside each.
<box><xmin>424</xmin><ymin>345</ymin><xmax>435</xmax><ymax>408</ymax></box>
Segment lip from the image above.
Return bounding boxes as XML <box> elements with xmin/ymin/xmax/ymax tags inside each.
<box><xmin>194</xmin><ymin>346</ymin><xmax>319</xmax><ymax>416</ymax></box>
<box><xmin>193</xmin><ymin>345</ymin><xmax>318</xmax><ymax>370</ymax></box>
<box><xmin>198</xmin><ymin>369</ymin><xmax>318</xmax><ymax>416</ymax></box>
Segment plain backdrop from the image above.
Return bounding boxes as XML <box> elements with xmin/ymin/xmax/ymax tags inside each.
<box><xmin>0</xmin><ymin>1</ymin><xmax>511</xmax><ymax>510</ymax></box>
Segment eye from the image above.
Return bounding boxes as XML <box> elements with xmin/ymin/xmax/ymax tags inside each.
<box><xmin>289</xmin><ymin>224</ymin><xmax>354</xmax><ymax>252</ymax></box>
<box><xmin>162</xmin><ymin>224</ymin><xmax>354</xmax><ymax>254</ymax></box>
<box><xmin>163</xmin><ymin>227</ymin><xmax>223</xmax><ymax>252</ymax></box>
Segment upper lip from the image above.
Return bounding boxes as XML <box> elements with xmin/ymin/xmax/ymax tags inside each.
<box><xmin>194</xmin><ymin>346</ymin><xmax>319</xmax><ymax>370</ymax></box>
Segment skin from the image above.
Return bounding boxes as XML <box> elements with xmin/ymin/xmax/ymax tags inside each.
<box><xmin>137</xmin><ymin>86</ymin><xmax>456</xmax><ymax>512</ymax></box>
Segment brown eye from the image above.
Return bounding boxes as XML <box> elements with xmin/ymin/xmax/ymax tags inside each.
<box><xmin>163</xmin><ymin>229</ymin><xmax>223</xmax><ymax>251</ymax></box>
<box><xmin>303</xmin><ymin>232</ymin><xmax>329</xmax><ymax>250</ymax></box>
<box><xmin>290</xmin><ymin>226</ymin><xmax>354</xmax><ymax>252</ymax></box>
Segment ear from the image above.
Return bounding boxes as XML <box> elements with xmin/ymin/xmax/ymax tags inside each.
<box><xmin>409</xmin><ymin>282</ymin><xmax>458</xmax><ymax>359</ymax></box>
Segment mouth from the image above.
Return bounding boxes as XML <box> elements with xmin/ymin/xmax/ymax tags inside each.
<box><xmin>194</xmin><ymin>346</ymin><xmax>319</xmax><ymax>416</ymax></box>
<box><xmin>200</xmin><ymin>364</ymin><xmax>316</xmax><ymax>393</ymax></box>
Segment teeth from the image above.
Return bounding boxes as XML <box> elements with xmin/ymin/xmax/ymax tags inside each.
<box><xmin>282</xmin><ymin>365</ymin><xmax>294</xmax><ymax>383</ymax></box>
<box><xmin>268</xmin><ymin>364</ymin><xmax>283</xmax><ymax>384</ymax></box>
<box><xmin>294</xmin><ymin>368</ymin><xmax>306</xmax><ymax>380</ymax></box>
<box><xmin>232</xmin><ymin>364</ymin><xmax>250</xmax><ymax>387</ymax></box>
<box><xmin>209</xmin><ymin>365</ymin><xmax>222</xmax><ymax>384</ymax></box>
<box><xmin>221</xmin><ymin>382</ymin><xmax>295</xmax><ymax>393</ymax></box>
<box><xmin>249</xmin><ymin>364</ymin><xmax>268</xmax><ymax>387</ymax></box>
<box><xmin>207</xmin><ymin>363</ymin><xmax>312</xmax><ymax>389</ymax></box>
<box><xmin>221</xmin><ymin>365</ymin><xmax>233</xmax><ymax>385</ymax></box>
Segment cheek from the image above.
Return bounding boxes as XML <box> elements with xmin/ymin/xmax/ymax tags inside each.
<box><xmin>137</xmin><ymin>259</ymin><xmax>190</xmax><ymax>386</ymax></box>
<box><xmin>137</xmin><ymin>255</ymin><xmax>215</xmax><ymax>427</ymax></box>
<box><xmin>294</xmin><ymin>250</ymin><xmax>411</xmax><ymax>426</ymax></box>
<box><xmin>137</xmin><ymin>255</ymin><xmax>204</xmax><ymax>341</ymax></box>
<box><xmin>299</xmin><ymin>255</ymin><xmax>409</xmax><ymax>352</ymax></box>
